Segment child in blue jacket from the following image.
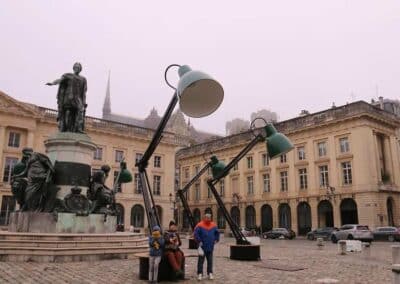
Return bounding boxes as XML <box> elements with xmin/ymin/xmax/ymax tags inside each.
<box><xmin>148</xmin><ymin>225</ymin><xmax>164</xmax><ymax>283</ymax></box>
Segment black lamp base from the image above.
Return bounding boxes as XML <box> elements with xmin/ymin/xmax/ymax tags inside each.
<box><xmin>188</xmin><ymin>237</ymin><xmax>198</xmax><ymax>249</ymax></box>
<box><xmin>230</xmin><ymin>244</ymin><xmax>260</xmax><ymax>261</ymax></box>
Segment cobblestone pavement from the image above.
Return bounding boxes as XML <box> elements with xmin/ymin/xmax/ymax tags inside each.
<box><xmin>0</xmin><ymin>236</ymin><xmax>394</xmax><ymax>284</ymax></box>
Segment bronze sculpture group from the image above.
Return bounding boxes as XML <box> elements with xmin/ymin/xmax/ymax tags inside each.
<box><xmin>10</xmin><ymin>63</ymin><xmax>117</xmax><ymax>217</ymax></box>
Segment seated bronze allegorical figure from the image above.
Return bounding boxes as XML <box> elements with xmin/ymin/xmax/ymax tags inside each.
<box><xmin>88</xmin><ymin>165</ymin><xmax>115</xmax><ymax>215</ymax></box>
<box><xmin>11</xmin><ymin>148</ymin><xmax>55</xmax><ymax>212</ymax></box>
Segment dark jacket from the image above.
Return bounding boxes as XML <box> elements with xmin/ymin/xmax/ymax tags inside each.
<box><xmin>163</xmin><ymin>230</ymin><xmax>182</xmax><ymax>252</ymax></box>
<box><xmin>194</xmin><ymin>220</ymin><xmax>220</xmax><ymax>252</ymax></box>
<box><xmin>149</xmin><ymin>235</ymin><xmax>165</xmax><ymax>257</ymax></box>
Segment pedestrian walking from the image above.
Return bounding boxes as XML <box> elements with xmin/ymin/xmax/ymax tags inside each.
<box><xmin>194</xmin><ymin>212</ymin><xmax>220</xmax><ymax>281</ymax></box>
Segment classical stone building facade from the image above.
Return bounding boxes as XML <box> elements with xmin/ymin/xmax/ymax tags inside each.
<box><xmin>176</xmin><ymin>101</ymin><xmax>400</xmax><ymax>235</ymax></box>
<box><xmin>0</xmin><ymin>91</ymin><xmax>181</xmax><ymax>230</ymax></box>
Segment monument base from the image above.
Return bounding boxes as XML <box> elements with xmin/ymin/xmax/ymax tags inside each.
<box><xmin>0</xmin><ymin>231</ymin><xmax>147</xmax><ymax>262</ymax></box>
<box><xmin>9</xmin><ymin>212</ymin><xmax>116</xmax><ymax>234</ymax></box>
<box><xmin>230</xmin><ymin>244</ymin><xmax>260</xmax><ymax>261</ymax></box>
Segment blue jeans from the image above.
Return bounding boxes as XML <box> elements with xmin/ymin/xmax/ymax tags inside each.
<box><xmin>197</xmin><ymin>250</ymin><xmax>213</xmax><ymax>275</ymax></box>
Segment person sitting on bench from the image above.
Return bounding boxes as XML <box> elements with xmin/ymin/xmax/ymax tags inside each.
<box><xmin>164</xmin><ymin>220</ymin><xmax>185</xmax><ymax>279</ymax></box>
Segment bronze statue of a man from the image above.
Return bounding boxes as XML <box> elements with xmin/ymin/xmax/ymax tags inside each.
<box><xmin>46</xmin><ymin>62</ymin><xmax>87</xmax><ymax>133</ymax></box>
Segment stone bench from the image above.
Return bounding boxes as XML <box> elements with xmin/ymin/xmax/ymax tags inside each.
<box><xmin>134</xmin><ymin>252</ymin><xmax>188</xmax><ymax>282</ymax></box>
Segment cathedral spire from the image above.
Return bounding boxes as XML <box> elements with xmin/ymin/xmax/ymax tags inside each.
<box><xmin>102</xmin><ymin>71</ymin><xmax>111</xmax><ymax>117</ymax></box>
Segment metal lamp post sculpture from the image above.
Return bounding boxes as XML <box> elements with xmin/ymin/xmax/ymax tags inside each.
<box><xmin>175</xmin><ymin>155</ymin><xmax>224</xmax><ymax>249</ymax></box>
<box><xmin>135</xmin><ymin>64</ymin><xmax>224</xmax><ymax>234</ymax></box>
<box><xmin>207</xmin><ymin>119</ymin><xmax>294</xmax><ymax>260</ymax></box>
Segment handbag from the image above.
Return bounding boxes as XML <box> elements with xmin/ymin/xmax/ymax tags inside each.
<box><xmin>197</xmin><ymin>245</ymin><xmax>204</xmax><ymax>256</ymax></box>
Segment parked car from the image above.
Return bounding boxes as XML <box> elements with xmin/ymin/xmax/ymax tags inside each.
<box><xmin>373</xmin><ymin>226</ymin><xmax>400</xmax><ymax>242</ymax></box>
<box><xmin>331</xmin><ymin>224</ymin><xmax>373</xmax><ymax>243</ymax></box>
<box><xmin>240</xmin><ymin>227</ymin><xmax>256</xmax><ymax>237</ymax></box>
<box><xmin>307</xmin><ymin>227</ymin><xmax>338</xmax><ymax>241</ymax></box>
<box><xmin>262</xmin><ymin>228</ymin><xmax>296</xmax><ymax>239</ymax></box>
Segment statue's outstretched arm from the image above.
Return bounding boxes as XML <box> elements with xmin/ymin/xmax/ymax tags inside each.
<box><xmin>45</xmin><ymin>78</ymin><xmax>62</xmax><ymax>86</ymax></box>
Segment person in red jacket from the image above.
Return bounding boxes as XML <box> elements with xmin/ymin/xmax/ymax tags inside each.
<box><xmin>194</xmin><ymin>212</ymin><xmax>220</xmax><ymax>281</ymax></box>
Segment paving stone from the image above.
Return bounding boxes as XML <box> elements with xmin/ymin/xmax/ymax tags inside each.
<box><xmin>0</xmin><ymin>237</ymin><xmax>393</xmax><ymax>283</ymax></box>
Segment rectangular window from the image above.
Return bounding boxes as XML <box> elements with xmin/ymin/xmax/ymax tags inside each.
<box><xmin>0</xmin><ymin>196</ymin><xmax>16</xmax><ymax>225</ymax></box>
<box><xmin>263</xmin><ymin>173</ymin><xmax>270</xmax><ymax>193</ymax></box>
<box><xmin>247</xmin><ymin>156</ymin><xmax>253</xmax><ymax>169</ymax></box>
<box><xmin>319</xmin><ymin>165</ymin><xmax>329</xmax><ymax>188</ymax></box>
<box><xmin>153</xmin><ymin>175</ymin><xmax>161</xmax><ymax>195</ymax></box>
<box><xmin>342</xmin><ymin>162</ymin><xmax>352</xmax><ymax>185</ymax></box>
<box><xmin>154</xmin><ymin>156</ymin><xmax>161</xmax><ymax>168</ymax></box>
<box><xmin>93</xmin><ymin>147</ymin><xmax>103</xmax><ymax>160</ymax></box>
<box><xmin>233</xmin><ymin>161</ymin><xmax>238</xmax><ymax>171</ymax></box>
<box><xmin>3</xmin><ymin>157</ymin><xmax>18</xmax><ymax>183</ymax></box>
<box><xmin>207</xmin><ymin>187</ymin><xmax>211</xmax><ymax>198</ymax></box>
<box><xmin>115</xmin><ymin>150</ymin><xmax>124</xmax><ymax>162</ymax></box>
<box><xmin>219</xmin><ymin>179</ymin><xmax>225</xmax><ymax>197</ymax></box>
<box><xmin>8</xmin><ymin>132</ymin><xmax>20</xmax><ymax>148</ymax></box>
<box><xmin>297</xmin><ymin>146</ymin><xmax>306</xmax><ymax>160</ymax></box>
<box><xmin>247</xmin><ymin>176</ymin><xmax>254</xmax><ymax>195</ymax></box>
<box><xmin>135</xmin><ymin>153</ymin><xmax>143</xmax><ymax>165</ymax></box>
<box><xmin>134</xmin><ymin>173</ymin><xmax>142</xmax><ymax>194</ymax></box>
<box><xmin>195</xmin><ymin>165</ymin><xmax>200</xmax><ymax>174</ymax></box>
<box><xmin>318</xmin><ymin>142</ymin><xmax>327</xmax><ymax>157</ymax></box>
<box><xmin>195</xmin><ymin>183</ymin><xmax>200</xmax><ymax>200</ymax></box>
<box><xmin>280</xmin><ymin>171</ymin><xmax>288</xmax><ymax>192</ymax></box>
<box><xmin>113</xmin><ymin>171</ymin><xmax>121</xmax><ymax>192</ymax></box>
<box><xmin>184</xmin><ymin>168</ymin><xmax>190</xmax><ymax>179</ymax></box>
<box><xmin>299</xmin><ymin>168</ymin><xmax>308</xmax><ymax>190</ymax></box>
<box><xmin>262</xmin><ymin>153</ymin><xmax>269</xmax><ymax>167</ymax></box>
<box><xmin>280</xmin><ymin>154</ymin><xmax>287</xmax><ymax>163</ymax></box>
<box><xmin>339</xmin><ymin>137</ymin><xmax>350</xmax><ymax>153</ymax></box>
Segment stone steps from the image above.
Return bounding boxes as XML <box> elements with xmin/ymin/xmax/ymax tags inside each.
<box><xmin>0</xmin><ymin>238</ymin><xmax>148</xmax><ymax>248</ymax></box>
<box><xmin>0</xmin><ymin>232</ymin><xmax>144</xmax><ymax>241</ymax></box>
<box><xmin>0</xmin><ymin>232</ymin><xmax>149</xmax><ymax>262</ymax></box>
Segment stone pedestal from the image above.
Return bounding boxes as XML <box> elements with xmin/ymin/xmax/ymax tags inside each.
<box><xmin>44</xmin><ymin>132</ymin><xmax>97</xmax><ymax>200</ymax></box>
<box><xmin>8</xmin><ymin>212</ymin><xmax>116</xmax><ymax>234</ymax></box>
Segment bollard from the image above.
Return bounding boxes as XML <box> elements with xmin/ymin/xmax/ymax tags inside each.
<box><xmin>362</xmin><ymin>242</ymin><xmax>370</xmax><ymax>259</ymax></box>
<box><xmin>317</xmin><ymin>237</ymin><xmax>324</xmax><ymax>250</ymax></box>
<box><xmin>392</xmin><ymin>246</ymin><xmax>400</xmax><ymax>284</ymax></box>
<box><xmin>393</xmin><ymin>246</ymin><xmax>400</xmax><ymax>265</ymax></box>
<box><xmin>316</xmin><ymin>278</ymin><xmax>339</xmax><ymax>284</ymax></box>
<box><xmin>338</xmin><ymin>240</ymin><xmax>346</xmax><ymax>255</ymax></box>
<box><xmin>392</xmin><ymin>264</ymin><xmax>400</xmax><ymax>284</ymax></box>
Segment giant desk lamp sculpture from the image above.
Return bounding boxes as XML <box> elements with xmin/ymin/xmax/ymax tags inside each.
<box><xmin>176</xmin><ymin>155</ymin><xmax>222</xmax><ymax>249</ymax></box>
<box><xmin>207</xmin><ymin>118</ymin><xmax>293</xmax><ymax>260</ymax></box>
<box><xmin>135</xmin><ymin>64</ymin><xmax>224</xmax><ymax>234</ymax></box>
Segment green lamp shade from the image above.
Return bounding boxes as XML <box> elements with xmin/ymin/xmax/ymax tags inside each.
<box><xmin>177</xmin><ymin>65</ymin><xmax>224</xmax><ymax>118</ymax></box>
<box><xmin>209</xmin><ymin>155</ymin><xmax>226</xmax><ymax>179</ymax></box>
<box><xmin>265</xmin><ymin>124</ymin><xmax>294</xmax><ymax>159</ymax></box>
<box><xmin>117</xmin><ymin>161</ymin><xmax>133</xmax><ymax>183</ymax></box>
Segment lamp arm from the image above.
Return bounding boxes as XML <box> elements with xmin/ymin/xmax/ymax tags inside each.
<box><xmin>138</xmin><ymin>169</ymin><xmax>162</xmax><ymax>234</ymax></box>
<box><xmin>136</xmin><ymin>92</ymin><xmax>178</xmax><ymax>171</ymax></box>
<box><xmin>177</xmin><ymin>162</ymin><xmax>212</xmax><ymax>230</ymax></box>
<box><xmin>211</xmin><ymin>133</ymin><xmax>264</xmax><ymax>183</ymax></box>
<box><xmin>207</xmin><ymin>180</ymin><xmax>250</xmax><ymax>245</ymax></box>
<box><xmin>135</xmin><ymin>92</ymin><xmax>177</xmax><ymax>234</ymax></box>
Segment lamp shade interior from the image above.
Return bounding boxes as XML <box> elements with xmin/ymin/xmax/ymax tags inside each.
<box><xmin>177</xmin><ymin>65</ymin><xmax>224</xmax><ymax>118</ymax></box>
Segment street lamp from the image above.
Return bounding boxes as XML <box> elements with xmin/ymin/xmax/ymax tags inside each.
<box><xmin>169</xmin><ymin>192</ymin><xmax>177</xmax><ymax>222</ymax></box>
<box><xmin>136</xmin><ymin>64</ymin><xmax>224</xmax><ymax>233</ymax></box>
<box><xmin>207</xmin><ymin>118</ymin><xmax>293</xmax><ymax>260</ymax></box>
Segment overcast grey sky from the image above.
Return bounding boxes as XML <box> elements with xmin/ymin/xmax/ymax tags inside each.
<box><xmin>1</xmin><ymin>1</ymin><xmax>399</xmax><ymax>135</ymax></box>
